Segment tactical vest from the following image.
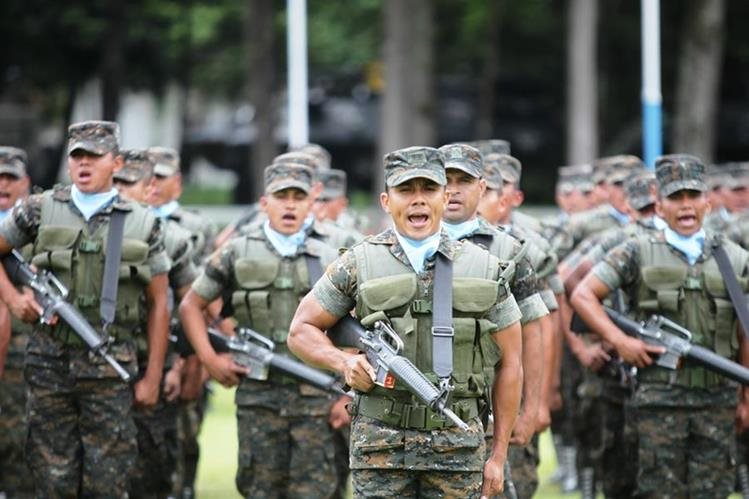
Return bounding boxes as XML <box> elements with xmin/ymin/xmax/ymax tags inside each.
<box><xmin>634</xmin><ymin>234</ymin><xmax>748</xmax><ymax>387</ymax></box>
<box><xmin>229</xmin><ymin>234</ymin><xmax>333</xmax><ymax>356</ymax></box>
<box><xmin>353</xmin><ymin>241</ymin><xmax>509</xmax><ymax>401</ymax></box>
<box><xmin>31</xmin><ymin>188</ymin><xmax>155</xmax><ymax>342</ymax></box>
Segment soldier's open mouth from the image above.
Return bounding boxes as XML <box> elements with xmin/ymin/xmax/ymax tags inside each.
<box><xmin>677</xmin><ymin>214</ymin><xmax>696</xmax><ymax>226</ymax></box>
<box><xmin>408</xmin><ymin>214</ymin><xmax>429</xmax><ymax>227</ymax></box>
<box><xmin>0</xmin><ymin>192</ymin><xmax>9</xmax><ymax>201</ymax></box>
<box><xmin>447</xmin><ymin>199</ymin><xmax>462</xmax><ymax>210</ymax></box>
<box><xmin>78</xmin><ymin>171</ymin><xmax>92</xmax><ymax>180</ymax></box>
<box><xmin>282</xmin><ymin>213</ymin><xmax>296</xmax><ymax>221</ymax></box>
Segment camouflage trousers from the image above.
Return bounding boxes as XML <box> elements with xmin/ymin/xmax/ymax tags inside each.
<box><xmin>236</xmin><ymin>405</ymin><xmax>338</xmax><ymax>499</ymax></box>
<box><xmin>632</xmin><ymin>400</ymin><xmax>735</xmax><ymax>498</ymax></box>
<box><xmin>551</xmin><ymin>344</ymin><xmax>583</xmax><ymax>446</ymax></box>
<box><xmin>174</xmin><ymin>391</ymin><xmax>208</xmax><ymax>495</ymax></box>
<box><xmin>130</xmin><ymin>389</ymin><xmax>179</xmax><ymax>498</ymax></box>
<box><xmin>352</xmin><ymin>469</ymin><xmax>483</xmax><ymax>498</ymax></box>
<box><xmin>24</xmin><ymin>359</ymin><xmax>137</xmax><ymax>498</ymax></box>
<box><xmin>0</xmin><ymin>364</ymin><xmax>34</xmax><ymax>496</ymax></box>
<box><xmin>332</xmin><ymin>426</ymin><xmax>351</xmax><ymax>499</ymax></box>
<box><xmin>503</xmin><ymin>434</ymin><xmax>539</xmax><ymax>499</ymax></box>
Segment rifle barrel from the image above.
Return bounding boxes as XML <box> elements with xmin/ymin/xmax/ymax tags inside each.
<box><xmin>686</xmin><ymin>345</ymin><xmax>749</xmax><ymax>385</ymax></box>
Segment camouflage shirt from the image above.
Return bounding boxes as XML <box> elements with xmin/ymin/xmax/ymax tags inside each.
<box><xmin>552</xmin><ymin>204</ymin><xmax>630</xmax><ymax>260</ymax></box>
<box><xmin>314</xmin><ymin>228</ymin><xmax>522</xmax><ymax>332</ymax></box>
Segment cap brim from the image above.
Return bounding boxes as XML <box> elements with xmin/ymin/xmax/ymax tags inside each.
<box><xmin>114</xmin><ymin>168</ymin><xmax>143</xmax><ymax>183</ymax></box>
<box><xmin>68</xmin><ymin>141</ymin><xmax>108</xmax><ymax>156</ymax></box>
<box><xmin>659</xmin><ymin>180</ymin><xmax>707</xmax><ymax>197</ymax></box>
<box><xmin>386</xmin><ymin>168</ymin><xmax>446</xmax><ymax>187</ymax></box>
<box><xmin>444</xmin><ymin>162</ymin><xmax>480</xmax><ymax>178</ymax></box>
<box><xmin>629</xmin><ymin>196</ymin><xmax>656</xmax><ymax>210</ymax></box>
<box><xmin>499</xmin><ymin>170</ymin><xmax>518</xmax><ymax>184</ymax></box>
<box><xmin>267</xmin><ymin>180</ymin><xmax>311</xmax><ymax>194</ymax></box>
<box><xmin>153</xmin><ymin>164</ymin><xmax>178</xmax><ymax>177</ymax></box>
<box><xmin>320</xmin><ymin>187</ymin><xmax>343</xmax><ymax>200</ymax></box>
<box><xmin>0</xmin><ymin>165</ymin><xmax>23</xmax><ymax>178</ymax></box>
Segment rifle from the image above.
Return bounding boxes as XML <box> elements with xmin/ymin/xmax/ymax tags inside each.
<box><xmin>579</xmin><ymin>306</ymin><xmax>749</xmax><ymax>385</ymax></box>
<box><xmin>2</xmin><ymin>249</ymin><xmax>131</xmax><ymax>382</ymax></box>
<box><xmin>173</xmin><ymin>324</ymin><xmax>347</xmax><ymax>396</ymax></box>
<box><xmin>328</xmin><ymin>315</ymin><xmax>470</xmax><ymax>431</ymax></box>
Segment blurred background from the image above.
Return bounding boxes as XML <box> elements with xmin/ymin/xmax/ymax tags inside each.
<box><xmin>3</xmin><ymin>0</ymin><xmax>749</xmax><ymax>209</ymax></box>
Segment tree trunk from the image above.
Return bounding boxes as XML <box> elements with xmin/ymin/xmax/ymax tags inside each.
<box><xmin>566</xmin><ymin>0</ymin><xmax>598</xmax><ymax>164</ymax></box>
<box><xmin>101</xmin><ymin>0</ymin><xmax>126</xmax><ymax>121</ymax></box>
<box><xmin>476</xmin><ymin>1</ymin><xmax>502</xmax><ymax>140</ymax></box>
<box><xmin>377</xmin><ymin>0</ymin><xmax>435</xmax><ymax>195</ymax></box>
<box><xmin>245</xmin><ymin>0</ymin><xmax>277</xmax><ymax>202</ymax></box>
<box><xmin>672</xmin><ymin>0</ymin><xmax>725</xmax><ymax>163</ymax></box>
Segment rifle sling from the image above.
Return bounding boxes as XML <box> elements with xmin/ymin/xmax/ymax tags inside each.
<box><xmin>712</xmin><ymin>239</ymin><xmax>749</xmax><ymax>340</ymax></box>
<box><xmin>432</xmin><ymin>252</ymin><xmax>454</xmax><ymax>380</ymax></box>
<box><xmin>100</xmin><ymin>208</ymin><xmax>127</xmax><ymax>329</ymax></box>
<box><xmin>304</xmin><ymin>253</ymin><xmax>324</xmax><ymax>285</ymax></box>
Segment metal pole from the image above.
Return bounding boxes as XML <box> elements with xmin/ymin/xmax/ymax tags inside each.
<box><xmin>287</xmin><ymin>0</ymin><xmax>308</xmax><ymax>147</ymax></box>
<box><xmin>641</xmin><ymin>0</ymin><xmax>662</xmax><ymax>169</ymax></box>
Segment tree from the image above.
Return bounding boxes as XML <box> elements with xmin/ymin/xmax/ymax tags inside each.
<box><xmin>672</xmin><ymin>0</ymin><xmax>725</xmax><ymax>163</ymax></box>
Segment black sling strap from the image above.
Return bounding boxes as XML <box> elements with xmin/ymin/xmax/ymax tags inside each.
<box><xmin>304</xmin><ymin>253</ymin><xmax>324</xmax><ymax>286</ymax></box>
<box><xmin>468</xmin><ymin>233</ymin><xmax>493</xmax><ymax>251</ymax></box>
<box><xmin>432</xmin><ymin>252</ymin><xmax>454</xmax><ymax>380</ymax></box>
<box><xmin>100</xmin><ymin>208</ymin><xmax>127</xmax><ymax>330</ymax></box>
<box><xmin>712</xmin><ymin>237</ymin><xmax>749</xmax><ymax>340</ymax></box>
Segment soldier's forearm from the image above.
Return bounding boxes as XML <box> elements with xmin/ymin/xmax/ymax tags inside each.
<box><xmin>178</xmin><ymin>292</ymin><xmax>216</xmax><ymax>364</ymax></box>
<box><xmin>287</xmin><ymin>320</ymin><xmax>351</xmax><ymax>374</ymax></box>
<box><xmin>145</xmin><ymin>287</ymin><xmax>169</xmax><ymax>381</ymax></box>
<box><xmin>490</xmin><ymin>356</ymin><xmax>522</xmax><ymax>462</ymax></box>
<box><xmin>539</xmin><ymin>314</ymin><xmax>556</xmax><ymax>405</ymax></box>
<box><xmin>519</xmin><ymin>319</ymin><xmax>543</xmax><ymax>419</ymax></box>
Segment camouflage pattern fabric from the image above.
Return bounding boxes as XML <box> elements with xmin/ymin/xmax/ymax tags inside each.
<box><xmin>148</xmin><ymin>147</ymin><xmax>180</xmax><ymax>177</ymax></box>
<box><xmin>235</xmin><ymin>384</ymin><xmax>337</xmax><ymax>499</ymax></box>
<box><xmin>502</xmin><ymin>434</ymin><xmax>540</xmax><ymax>499</ymax></box>
<box><xmin>438</xmin><ymin>143</ymin><xmax>483</xmax><ymax>178</ymax></box>
<box><xmin>174</xmin><ymin>396</ymin><xmax>207</xmax><ymax>497</ymax></box>
<box><xmin>67</xmin><ymin>120</ymin><xmax>120</xmax><ymax>155</ymax></box>
<box><xmin>0</xmin><ymin>146</ymin><xmax>28</xmax><ymax>178</ymax></box>
<box><xmin>383</xmin><ymin>146</ymin><xmax>446</xmax><ymax>187</ymax></box>
<box><xmin>352</xmin><ymin>468</ymin><xmax>482</xmax><ymax>499</ymax></box>
<box><xmin>264</xmin><ymin>162</ymin><xmax>315</xmax><ymax>194</ymax></box>
<box><xmin>317</xmin><ymin>169</ymin><xmax>347</xmax><ymax>200</ymax></box>
<box><xmin>654</xmin><ymin>154</ymin><xmax>707</xmax><ymax>196</ymax></box>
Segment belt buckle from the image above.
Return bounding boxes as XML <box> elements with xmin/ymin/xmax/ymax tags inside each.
<box><xmin>431</xmin><ymin>326</ymin><xmax>454</xmax><ymax>338</ymax></box>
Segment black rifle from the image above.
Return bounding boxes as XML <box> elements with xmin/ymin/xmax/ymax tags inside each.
<box><xmin>328</xmin><ymin>315</ymin><xmax>470</xmax><ymax>431</ymax></box>
<box><xmin>2</xmin><ymin>249</ymin><xmax>131</xmax><ymax>381</ymax></box>
<box><xmin>173</xmin><ymin>325</ymin><xmax>347</xmax><ymax>396</ymax></box>
<box><xmin>577</xmin><ymin>306</ymin><xmax>749</xmax><ymax>385</ymax></box>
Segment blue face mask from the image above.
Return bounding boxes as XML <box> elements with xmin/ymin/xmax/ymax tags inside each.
<box><xmin>0</xmin><ymin>208</ymin><xmax>11</xmax><ymax>222</ymax></box>
<box><xmin>393</xmin><ymin>228</ymin><xmax>442</xmax><ymax>273</ymax></box>
<box><xmin>608</xmin><ymin>205</ymin><xmax>630</xmax><ymax>226</ymax></box>
<box><xmin>263</xmin><ymin>220</ymin><xmax>307</xmax><ymax>257</ymax></box>
<box><xmin>70</xmin><ymin>185</ymin><xmax>118</xmax><ymax>221</ymax></box>
<box><xmin>150</xmin><ymin>200</ymin><xmax>180</xmax><ymax>219</ymax></box>
<box><xmin>663</xmin><ymin>227</ymin><xmax>705</xmax><ymax>265</ymax></box>
<box><xmin>443</xmin><ymin>218</ymin><xmax>480</xmax><ymax>241</ymax></box>
<box><xmin>302</xmin><ymin>214</ymin><xmax>315</xmax><ymax>231</ymax></box>
<box><xmin>653</xmin><ymin>216</ymin><xmax>668</xmax><ymax>230</ymax></box>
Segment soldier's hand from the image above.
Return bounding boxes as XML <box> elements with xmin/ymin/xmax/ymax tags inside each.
<box><xmin>343</xmin><ymin>354</ymin><xmax>375</xmax><ymax>392</ymax></box>
<box><xmin>536</xmin><ymin>402</ymin><xmax>552</xmax><ymax>433</ymax></box>
<box><xmin>204</xmin><ymin>353</ymin><xmax>248</xmax><ymax>388</ymax></box>
<box><xmin>329</xmin><ymin>394</ymin><xmax>353</xmax><ymax>429</ymax></box>
<box><xmin>163</xmin><ymin>364</ymin><xmax>182</xmax><ymax>402</ymax></box>
<box><xmin>481</xmin><ymin>456</ymin><xmax>505</xmax><ymax>499</ymax></box>
<box><xmin>614</xmin><ymin>335</ymin><xmax>665</xmax><ymax>368</ymax></box>
<box><xmin>134</xmin><ymin>376</ymin><xmax>161</xmax><ymax>407</ymax></box>
<box><xmin>9</xmin><ymin>287</ymin><xmax>43</xmax><ymax>324</ymax></box>
<box><xmin>576</xmin><ymin>343</ymin><xmax>611</xmax><ymax>371</ymax></box>
<box><xmin>510</xmin><ymin>411</ymin><xmax>535</xmax><ymax>446</ymax></box>
<box><xmin>736</xmin><ymin>400</ymin><xmax>749</xmax><ymax>434</ymax></box>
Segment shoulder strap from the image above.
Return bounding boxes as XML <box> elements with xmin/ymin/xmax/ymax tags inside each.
<box><xmin>712</xmin><ymin>237</ymin><xmax>749</xmax><ymax>340</ymax></box>
<box><xmin>467</xmin><ymin>233</ymin><xmax>493</xmax><ymax>250</ymax></box>
<box><xmin>304</xmin><ymin>253</ymin><xmax>324</xmax><ymax>286</ymax></box>
<box><xmin>100</xmin><ymin>208</ymin><xmax>127</xmax><ymax>329</ymax></box>
<box><xmin>432</xmin><ymin>252</ymin><xmax>454</xmax><ymax>381</ymax></box>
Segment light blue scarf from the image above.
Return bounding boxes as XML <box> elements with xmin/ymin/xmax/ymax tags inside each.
<box><xmin>263</xmin><ymin>220</ymin><xmax>307</xmax><ymax>257</ymax></box>
<box><xmin>653</xmin><ymin>216</ymin><xmax>667</xmax><ymax>230</ymax></box>
<box><xmin>719</xmin><ymin>206</ymin><xmax>734</xmax><ymax>223</ymax></box>
<box><xmin>0</xmin><ymin>208</ymin><xmax>10</xmax><ymax>222</ymax></box>
<box><xmin>663</xmin><ymin>227</ymin><xmax>705</xmax><ymax>265</ymax></box>
<box><xmin>394</xmin><ymin>228</ymin><xmax>442</xmax><ymax>273</ymax></box>
<box><xmin>302</xmin><ymin>214</ymin><xmax>315</xmax><ymax>231</ymax></box>
<box><xmin>151</xmin><ymin>200</ymin><xmax>180</xmax><ymax>219</ymax></box>
<box><xmin>608</xmin><ymin>205</ymin><xmax>630</xmax><ymax>226</ymax></box>
<box><xmin>443</xmin><ymin>218</ymin><xmax>480</xmax><ymax>241</ymax></box>
<box><xmin>71</xmin><ymin>185</ymin><xmax>118</xmax><ymax>221</ymax></box>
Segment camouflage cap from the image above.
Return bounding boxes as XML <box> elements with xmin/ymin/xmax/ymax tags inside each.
<box><xmin>726</xmin><ymin>162</ymin><xmax>749</xmax><ymax>189</ymax></box>
<box><xmin>438</xmin><ymin>143</ymin><xmax>482</xmax><ymax>178</ymax></box>
<box><xmin>384</xmin><ymin>146</ymin><xmax>445</xmax><ymax>187</ymax></box>
<box><xmin>115</xmin><ymin>149</ymin><xmax>153</xmax><ymax>183</ymax></box>
<box><xmin>557</xmin><ymin>164</ymin><xmax>594</xmax><ymax>193</ymax></box>
<box><xmin>469</xmin><ymin>139</ymin><xmax>511</xmax><ymax>157</ymax></box>
<box><xmin>318</xmin><ymin>169</ymin><xmax>347</xmax><ymax>200</ymax></box>
<box><xmin>289</xmin><ymin>143</ymin><xmax>331</xmax><ymax>170</ymax></box>
<box><xmin>624</xmin><ymin>171</ymin><xmax>656</xmax><ymax>211</ymax></box>
<box><xmin>706</xmin><ymin>164</ymin><xmax>727</xmax><ymax>190</ymax></box>
<box><xmin>148</xmin><ymin>147</ymin><xmax>180</xmax><ymax>177</ymax></box>
<box><xmin>655</xmin><ymin>154</ymin><xmax>707</xmax><ymax>197</ymax></box>
<box><xmin>603</xmin><ymin>155</ymin><xmax>646</xmax><ymax>184</ymax></box>
<box><xmin>273</xmin><ymin>151</ymin><xmax>320</xmax><ymax>172</ymax></box>
<box><xmin>0</xmin><ymin>146</ymin><xmax>28</xmax><ymax>178</ymax></box>
<box><xmin>67</xmin><ymin>120</ymin><xmax>120</xmax><ymax>156</ymax></box>
<box><xmin>483</xmin><ymin>153</ymin><xmax>522</xmax><ymax>185</ymax></box>
<box><xmin>264</xmin><ymin>162</ymin><xmax>315</xmax><ymax>194</ymax></box>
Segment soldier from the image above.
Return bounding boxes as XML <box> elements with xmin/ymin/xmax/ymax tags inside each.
<box><xmin>290</xmin><ymin>142</ymin><xmax>332</xmax><ymax>170</ymax></box>
<box><xmin>287</xmin><ymin>146</ymin><xmax>524</xmax><ymax>499</ymax></box>
<box><xmin>0</xmin><ymin>146</ymin><xmax>33</xmax><ymax>497</ymax></box>
<box><xmin>439</xmin><ymin>143</ymin><xmax>550</xmax><ymax>499</ymax></box>
<box><xmin>571</xmin><ymin>154</ymin><xmax>749</xmax><ymax>498</ymax></box>
<box><xmin>555</xmin><ymin>164</ymin><xmax>595</xmax><ymax>218</ymax></box>
<box><xmin>705</xmin><ymin>162</ymin><xmax>749</xmax><ymax>238</ymax></box>
<box><xmin>179</xmin><ymin>162</ymin><xmax>341</xmax><ymax>498</ymax></box>
<box><xmin>115</xmin><ymin>149</ymin><xmax>199</xmax><ymax>498</ymax></box>
<box><xmin>0</xmin><ymin>121</ymin><xmax>170</xmax><ymax>497</ymax></box>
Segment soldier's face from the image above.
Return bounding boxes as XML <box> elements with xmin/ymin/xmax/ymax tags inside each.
<box><xmin>655</xmin><ymin>189</ymin><xmax>711</xmax><ymax>236</ymax></box>
<box><xmin>0</xmin><ymin>173</ymin><xmax>29</xmax><ymax>211</ymax></box>
<box><xmin>444</xmin><ymin>169</ymin><xmax>485</xmax><ymax>224</ymax></box>
<box><xmin>147</xmin><ymin>173</ymin><xmax>182</xmax><ymax>206</ymax></box>
<box><xmin>260</xmin><ymin>187</ymin><xmax>312</xmax><ymax>235</ymax></box>
<box><xmin>726</xmin><ymin>186</ymin><xmax>749</xmax><ymax>213</ymax></box>
<box><xmin>114</xmin><ymin>178</ymin><xmax>149</xmax><ymax>203</ymax></box>
<box><xmin>380</xmin><ymin>178</ymin><xmax>447</xmax><ymax>240</ymax></box>
<box><xmin>68</xmin><ymin>151</ymin><xmax>123</xmax><ymax>193</ymax></box>
<box><xmin>607</xmin><ymin>182</ymin><xmax>628</xmax><ymax>213</ymax></box>
<box><xmin>477</xmin><ymin>188</ymin><xmax>511</xmax><ymax>225</ymax></box>
<box><xmin>501</xmin><ymin>181</ymin><xmax>524</xmax><ymax>208</ymax></box>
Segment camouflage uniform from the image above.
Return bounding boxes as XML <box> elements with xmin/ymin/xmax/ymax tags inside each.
<box><xmin>591</xmin><ymin>155</ymin><xmax>748</xmax><ymax>498</ymax></box>
<box><xmin>0</xmin><ymin>122</ymin><xmax>170</xmax><ymax>498</ymax></box>
<box><xmin>192</xmin><ymin>163</ymin><xmax>340</xmax><ymax>498</ymax></box>
<box><xmin>313</xmin><ymin>147</ymin><xmax>523</xmax><ymax>498</ymax></box>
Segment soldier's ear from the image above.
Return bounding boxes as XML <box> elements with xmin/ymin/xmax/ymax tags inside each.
<box><xmin>111</xmin><ymin>154</ymin><xmax>124</xmax><ymax>173</ymax></box>
<box><xmin>379</xmin><ymin>191</ymin><xmax>391</xmax><ymax>214</ymax></box>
